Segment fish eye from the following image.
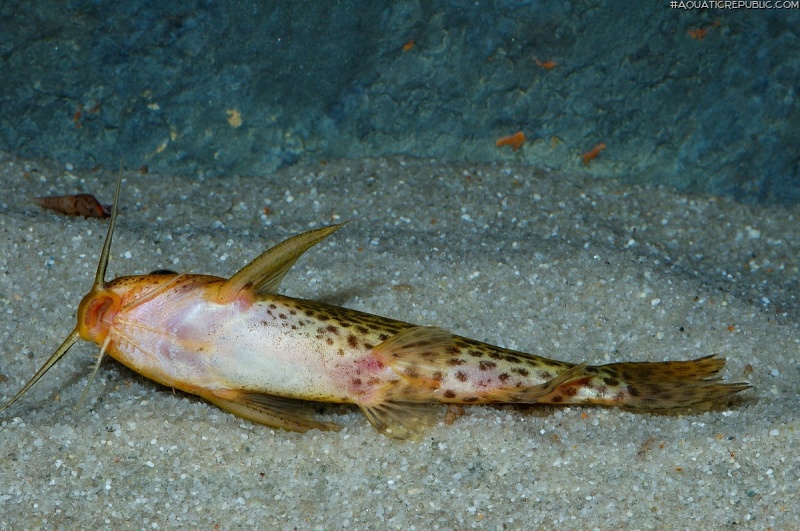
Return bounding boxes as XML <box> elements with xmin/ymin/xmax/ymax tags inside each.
<box><xmin>149</xmin><ymin>268</ymin><xmax>177</xmax><ymax>275</ymax></box>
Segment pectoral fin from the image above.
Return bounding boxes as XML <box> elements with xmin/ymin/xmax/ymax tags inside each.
<box><xmin>218</xmin><ymin>222</ymin><xmax>347</xmax><ymax>303</ymax></box>
<box><xmin>206</xmin><ymin>390</ymin><xmax>340</xmax><ymax>433</ymax></box>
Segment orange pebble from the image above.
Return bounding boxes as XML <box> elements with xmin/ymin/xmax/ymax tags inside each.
<box><xmin>581</xmin><ymin>142</ymin><xmax>606</xmax><ymax>165</ymax></box>
<box><xmin>495</xmin><ymin>131</ymin><xmax>526</xmax><ymax>151</ymax></box>
<box><xmin>688</xmin><ymin>27</ymin><xmax>708</xmax><ymax>40</ymax></box>
<box><xmin>535</xmin><ymin>57</ymin><xmax>558</xmax><ymax>70</ymax></box>
<box><xmin>73</xmin><ymin>104</ymin><xmax>84</xmax><ymax>129</ymax></box>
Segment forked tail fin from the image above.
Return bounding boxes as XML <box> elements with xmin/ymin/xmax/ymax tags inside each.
<box><xmin>538</xmin><ymin>355</ymin><xmax>750</xmax><ymax>410</ymax></box>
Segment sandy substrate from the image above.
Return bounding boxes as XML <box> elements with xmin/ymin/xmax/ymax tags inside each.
<box><xmin>0</xmin><ymin>152</ymin><xmax>797</xmax><ymax>529</ymax></box>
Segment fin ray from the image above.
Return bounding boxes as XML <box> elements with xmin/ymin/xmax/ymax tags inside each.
<box><xmin>539</xmin><ymin>355</ymin><xmax>751</xmax><ymax>409</ymax></box>
<box><xmin>206</xmin><ymin>390</ymin><xmax>340</xmax><ymax>433</ymax></box>
<box><xmin>356</xmin><ymin>326</ymin><xmax>457</xmax><ymax>438</ymax></box>
<box><xmin>359</xmin><ymin>400</ymin><xmax>441</xmax><ymax>440</ymax></box>
<box><xmin>594</xmin><ymin>355</ymin><xmax>752</xmax><ymax>409</ymax></box>
<box><xmin>218</xmin><ymin>223</ymin><xmax>346</xmax><ymax>303</ymax></box>
<box><xmin>373</xmin><ymin>325</ymin><xmax>456</xmax><ymax>384</ymax></box>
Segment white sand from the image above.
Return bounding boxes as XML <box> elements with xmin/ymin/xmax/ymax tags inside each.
<box><xmin>0</xmin><ymin>152</ymin><xmax>797</xmax><ymax>529</ymax></box>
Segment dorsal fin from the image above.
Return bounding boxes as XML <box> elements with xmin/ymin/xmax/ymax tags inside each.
<box><xmin>218</xmin><ymin>222</ymin><xmax>346</xmax><ymax>303</ymax></box>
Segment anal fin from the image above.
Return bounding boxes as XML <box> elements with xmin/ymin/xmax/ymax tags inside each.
<box><xmin>206</xmin><ymin>390</ymin><xmax>340</xmax><ymax>433</ymax></box>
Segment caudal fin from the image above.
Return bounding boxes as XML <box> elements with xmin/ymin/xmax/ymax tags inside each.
<box><xmin>538</xmin><ymin>355</ymin><xmax>750</xmax><ymax>410</ymax></box>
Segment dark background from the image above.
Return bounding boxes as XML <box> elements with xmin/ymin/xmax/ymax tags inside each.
<box><xmin>1</xmin><ymin>0</ymin><xmax>798</xmax><ymax>203</ymax></box>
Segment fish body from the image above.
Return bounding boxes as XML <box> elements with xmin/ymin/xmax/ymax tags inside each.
<box><xmin>1</xmin><ymin>176</ymin><xmax>751</xmax><ymax>439</ymax></box>
<box><xmin>86</xmin><ymin>272</ymin><xmax>746</xmax><ymax>438</ymax></box>
<box><xmin>88</xmin><ymin>275</ymin><xmax>577</xmax><ymax>401</ymax></box>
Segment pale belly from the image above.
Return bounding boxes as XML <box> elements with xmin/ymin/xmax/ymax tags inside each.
<box><xmin>108</xmin><ymin>293</ymin><xmax>397</xmax><ymax>403</ymax></box>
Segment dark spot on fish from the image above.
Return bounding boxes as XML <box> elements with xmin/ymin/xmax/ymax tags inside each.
<box><xmin>448</xmin><ymin>358</ymin><xmax>466</xmax><ymax>366</ymax></box>
<box><xmin>337</xmin><ymin>348</ymin><xmax>345</xmax><ymax>356</ymax></box>
<box><xmin>347</xmin><ymin>334</ymin><xmax>358</xmax><ymax>348</ymax></box>
<box><xmin>326</xmin><ymin>337</ymin><xmax>334</xmax><ymax>346</ymax></box>
<box><xmin>456</xmin><ymin>371</ymin><xmax>468</xmax><ymax>382</ymax></box>
<box><xmin>290</xmin><ymin>325</ymin><xmax>297</xmax><ymax>330</ymax></box>
<box><xmin>279</xmin><ymin>313</ymin><xmax>287</xmax><ymax>319</ymax></box>
<box><xmin>326</xmin><ymin>325</ymin><xmax>339</xmax><ymax>335</ymax></box>
<box><xmin>443</xmin><ymin>390</ymin><xmax>457</xmax><ymax>399</ymax></box>
<box><xmin>363</xmin><ymin>343</ymin><xmax>374</xmax><ymax>350</ymax></box>
<box><xmin>603</xmin><ymin>377</ymin><xmax>620</xmax><ymax>387</ymax></box>
<box><xmin>261</xmin><ymin>320</ymin><xmax>268</xmax><ymax>327</ymax></box>
<box><xmin>357</xmin><ymin>326</ymin><xmax>369</xmax><ymax>334</ymax></box>
<box><xmin>404</xmin><ymin>367</ymin><xmax>419</xmax><ymax>378</ymax></box>
<box><xmin>540</xmin><ymin>372</ymin><xmax>552</xmax><ymax>380</ymax></box>
<box><xmin>629</xmin><ymin>386</ymin><xmax>641</xmax><ymax>397</ymax></box>
<box><xmin>512</xmin><ymin>367</ymin><xmax>530</xmax><ymax>377</ymax></box>
<box><xmin>379</xmin><ymin>334</ymin><xmax>390</xmax><ymax>341</ymax></box>
<box><xmin>351</xmin><ymin>378</ymin><xmax>362</xmax><ymax>386</ymax></box>
<box><xmin>585</xmin><ymin>366</ymin><xmax>600</xmax><ymax>374</ymax></box>
<box><xmin>468</xmin><ymin>350</ymin><xmax>483</xmax><ymax>358</ymax></box>
<box><xmin>498</xmin><ymin>373</ymin><xmax>510</xmax><ymax>382</ymax></box>
<box><xmin>478</xmin><ymin>361</ymin><xmax>496</xmax><ymax>371</ymax></box>
<box><xmin>463</xmin><ymin>396</ymin><xmax>480</xmax><ymax>403</ymax></box>
<box><xmin>432</xmin><ymin>371</ymin><xmax>443</xmax><ymax>382</ymax></box>
<box><xmin>488</xmin><ymin>351</ymin><xmax>503</xmax><ymax>360</ymax></box>
<box><xmin>550</xmin><ymin>395</ymin><xmax>564</xmax><ymax>403</ymax></box>
<box><xmin>269</xmin><ymin>304</ymin><xmax>277</xmax><ymax>310</ymax></box>
<box><xmin>562</xmin><ymin>385</ymin><xmax>579</xmax><ymax>397</ymax></box>
<box><xmin>504</xmin><ymin>355</ymin><xmax>520</xmax><ymax>363</ymax></box>
<box><xmin>289</xmin><ymin>310</ymin><xmax>297</xmax><ymax>315</ymax></box>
